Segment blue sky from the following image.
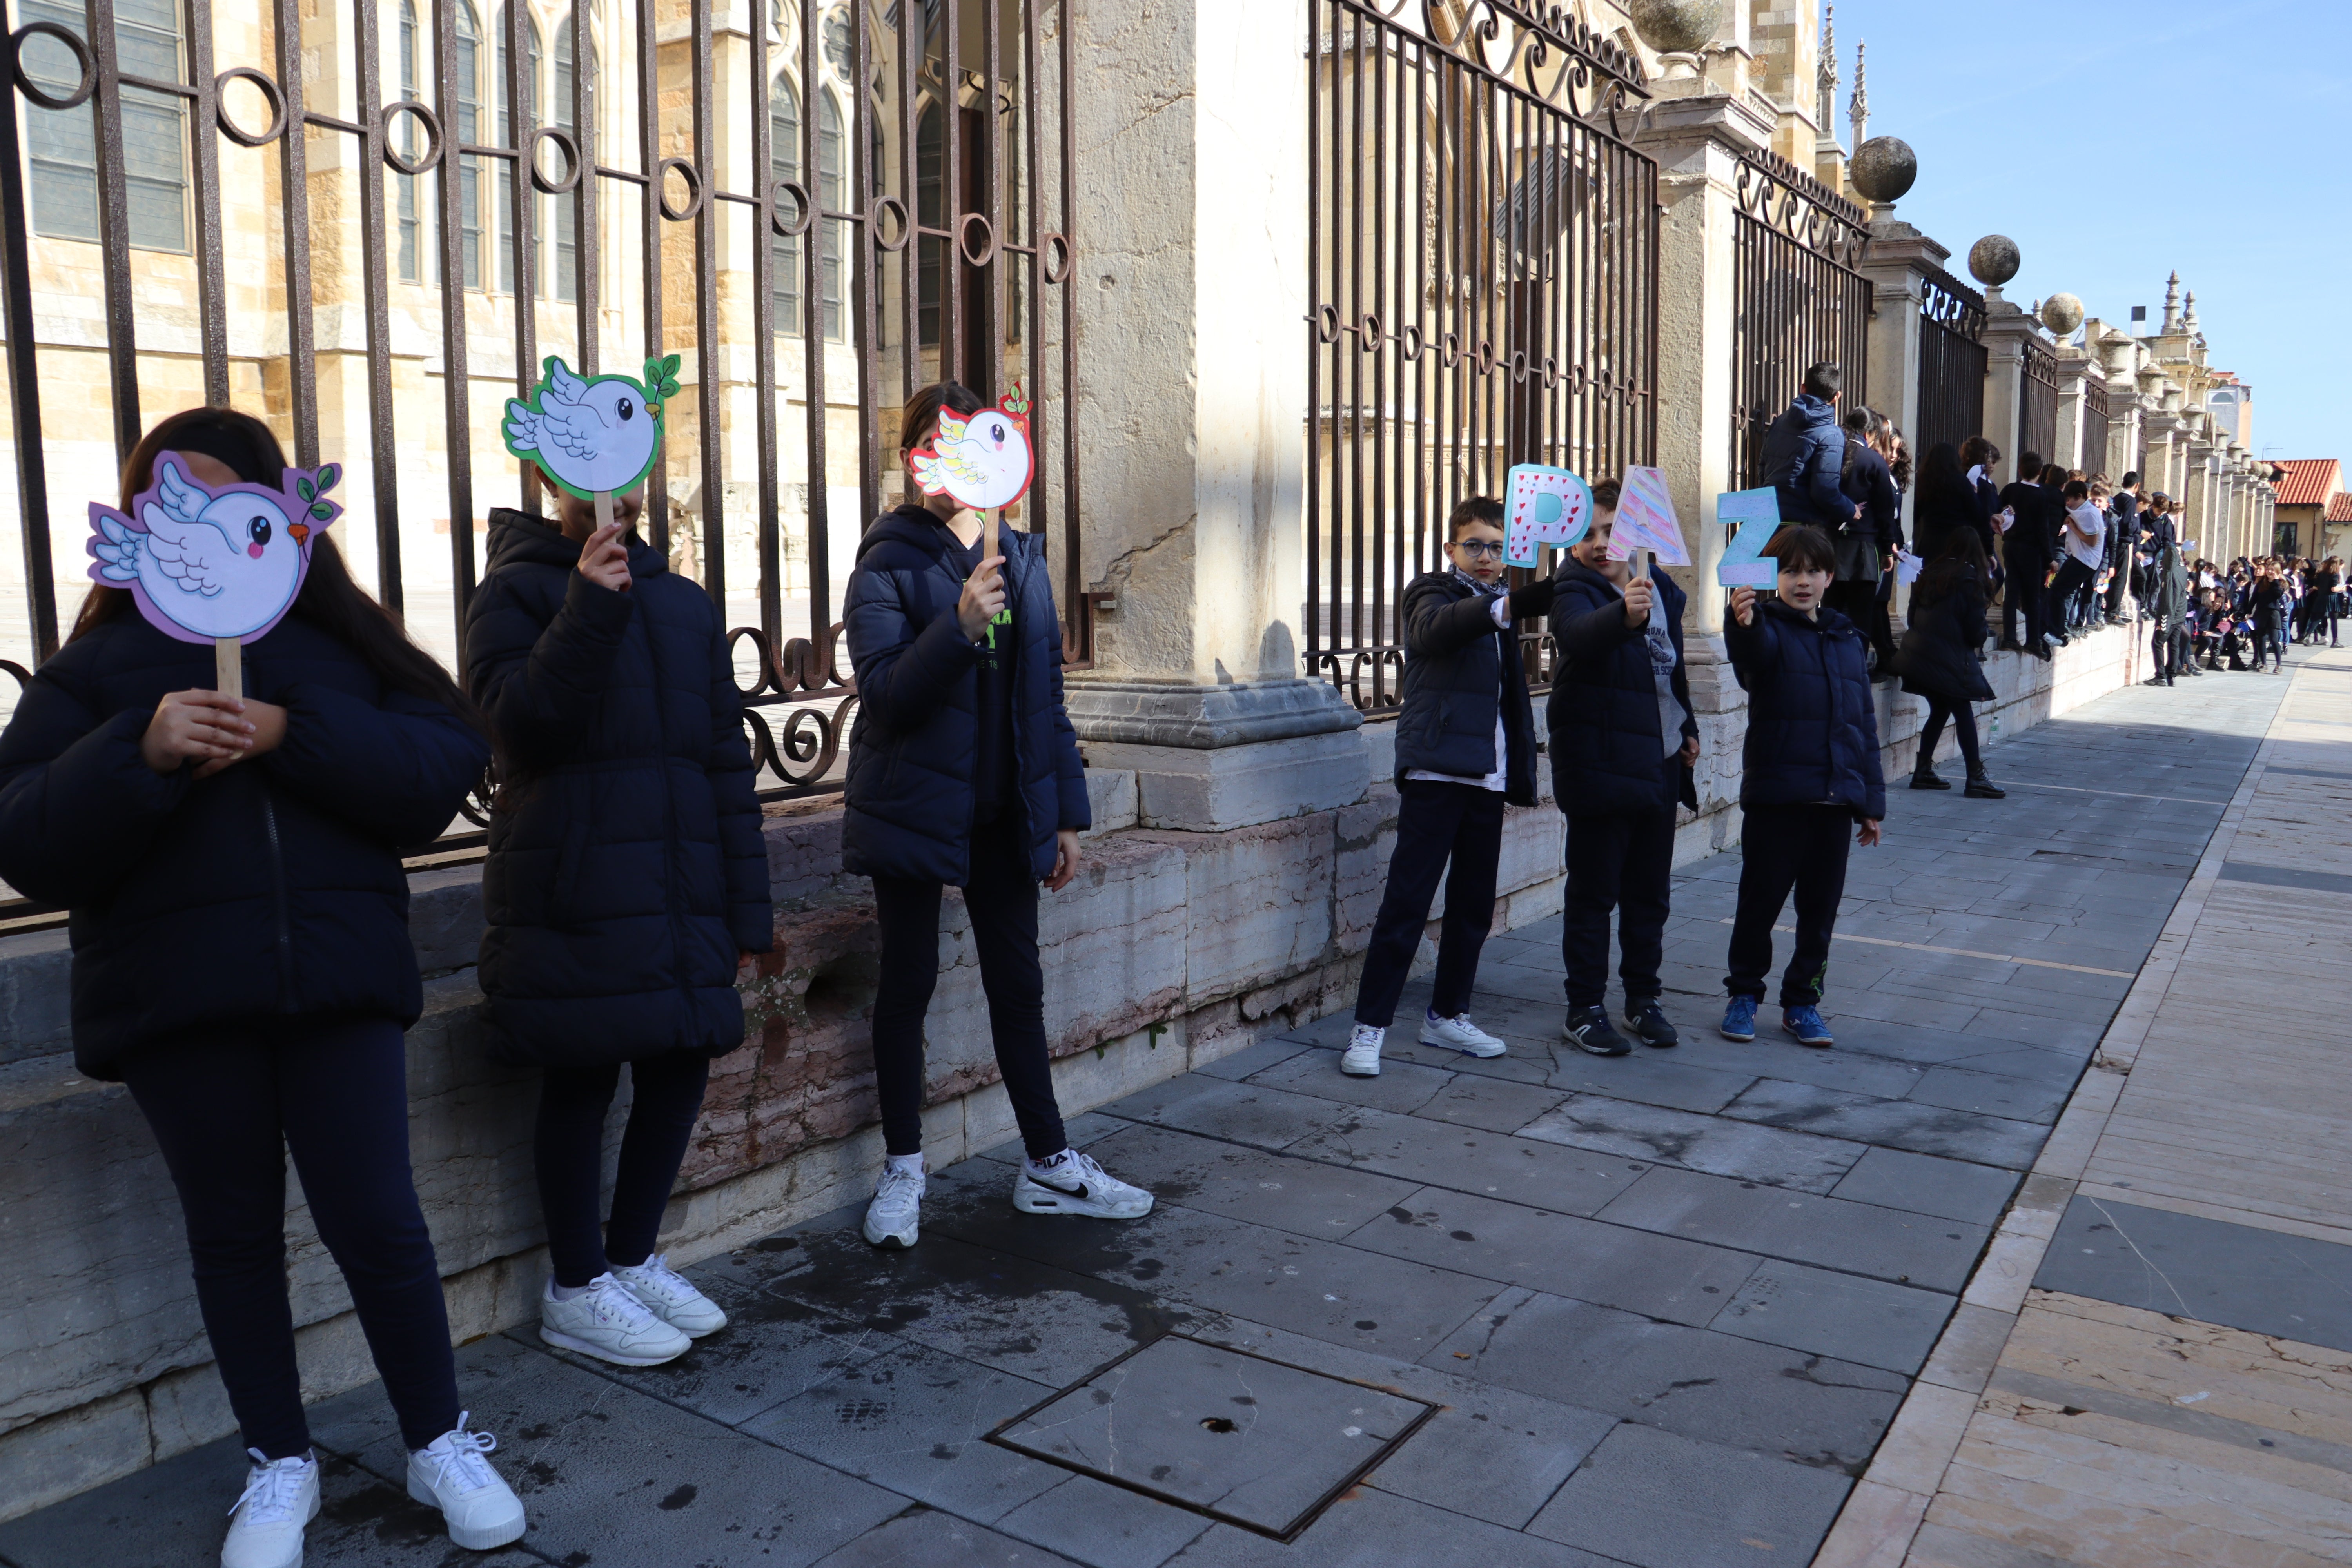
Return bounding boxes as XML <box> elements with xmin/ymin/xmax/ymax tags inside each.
<box><xmin>1828</xmin><ymin>0</ymin><xmax>2350</xmax><ymax>474</ymax></box>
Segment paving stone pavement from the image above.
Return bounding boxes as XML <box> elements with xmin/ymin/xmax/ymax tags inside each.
<box><xmin>0</xmin><ymin>633</ymin><xmax>2284</xmax><ymax>1568</ymax></box>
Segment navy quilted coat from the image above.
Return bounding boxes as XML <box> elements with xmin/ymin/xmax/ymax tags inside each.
<box><xmin>1544</xmin><ymin>561</ymin><xmax>1698</xmax><ymax>817</ymax></box>
<box><xmin>840</xmin><ymin>505</ymin><xmax>1089</xmax><ymax>885</ymax></box>
<box><xmin>1724</xmin><ymin>599</ymin><xmax>1887</xmax><ymax>820</ymax></box>
<box><xmin>464</xmin><ymin>510</ymin><xmax>772</xmax><ymax>1067</ymax></box>
<box><xmin>0</xmin><ymin>613</ymin><xmax>490</xmax><ymax>1079</ymax></box>
<box><xmin>1391</xmin><ymin>570</ymin><xmax>1539</xmax><ymax>807</ymax></box>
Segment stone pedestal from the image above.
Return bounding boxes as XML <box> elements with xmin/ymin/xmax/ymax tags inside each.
<box><xmin>1630</xmin><ymin>92</ymin><xmax>1775</xmax><ymax>636</ymax></box>
<box><xmin>1980</xmin><ymin>303</ymin><xmax>2045</xmax><ymax>481</ymax></box>
<box><xmin>1066</xmin><ymin>677</ymin><xmax>1366</xmax><ymax>832</ymax></box>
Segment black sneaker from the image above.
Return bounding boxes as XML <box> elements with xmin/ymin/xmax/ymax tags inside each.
<box><xmin>1623</xmin><ymin>997</ymin><xmax>1679</xmax><ymax>1049</ymax></box>
<box><xmin>1563</xmin><ymin>1005</ymin><xmax>1632</xmax><ymax>1057</ymax></box>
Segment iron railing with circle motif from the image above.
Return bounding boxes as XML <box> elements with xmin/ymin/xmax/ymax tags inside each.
<box><xmin>1913</xmin><ymin>262</ymin><xmax>1986</xmax><ymax>462</ymax></box>
<box><xmin>1728</xmin><ymin>148</ymin><xmax>1872</xmax><ymax>493</ymax></box>
<box><xmin>0</xmin><ymin>0</ymin><xmax>1089</xmax><ymax>813</ymax></box>
<box><xmin>1305</xmin><ymin>0</ymin><xmax>1659</xmax><ymax>712</ymax></box>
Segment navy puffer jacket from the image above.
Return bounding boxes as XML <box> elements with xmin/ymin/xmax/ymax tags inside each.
<box><xmin>1725</xmin><ymin>599</ymin><xmax>1886</xmax><ymax>820</ymax></box>
<box><xmin>465</xmin><ymin>510</ymin><xmax>772</xmax><ymax>1067</ymax></box>
<box><xmin>1393</xmin><ymin>570</ymin><xmax>1538</xmax><ymax>808</ymax></box>
<box><xmin>840</xmin><ymin>506</ymin><xmax>1088</xmax><ymax>884</ymax></box>
<box><xmin>1544</xmin><ymin>561</ymin><xmax>1697</xmax><ymax>816</ymax></box>
<box><xmin>0</xmin><ymin>613</ymin><xmax>490</xmax><ymax>1079</ymax></box>
<box><xmin>1758</xmin><ymin>395</ymin><xmax>1859</xmax><ymax>528</ymax></box>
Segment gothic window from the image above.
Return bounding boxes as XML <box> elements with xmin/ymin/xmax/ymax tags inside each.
<box><xmin>916</xmin><ymin>103</ymin><xmax>941</xmax><ymax>346</ymax></box>
<box><xmin>397</xmin><ymin>0</ymin><xmax>424</xmax><ymax>281</ymax></box>
<box><xmin>551</xmin><ymin>14</ymin><xmax>589</xmax><ymax>301</ymax></box>
<box><xmin>455</xmin><ymin>1</ymin><xmax>484</xmax><ymax>290</ymax></box>
<box><xmin>23</xmin><ymin>0</ymin><xmax>189</xmax><ymax>251</ymax></box>
<box><xmin>771</xmin><ymin>79</ymin><xmax>804</xmax><ymax>333</ymax></box>
<box><xmin>494</xmin><ymin>11</ymin><xmax>543</xmax><ymax>294</ymax></box>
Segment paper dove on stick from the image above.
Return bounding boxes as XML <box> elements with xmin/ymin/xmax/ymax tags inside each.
<box><xmin>503</xmin><ymin>354</ymin><xmax>678</xmax><ymax>498</ymax></box>
<box><xmin>909</xmin><ymin>384</ymin><xmax>1034</xmax><ymax>512</ymax></box>
<box><xmin>86</xmin><ymin>457</ymin><xmax>341</xmax><ymax>644</ymax></box>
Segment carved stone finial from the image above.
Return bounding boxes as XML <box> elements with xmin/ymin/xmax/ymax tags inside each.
<box><xmin>2183</xmin><ymin>289</ymin><xmax>2199</xmax><ymax>331</ymax></box>
<box><xmin>1817</xmin><ymin>5</ymin><xmax>1838</xmax><ymax>129</ymax></box>
<box><xmin>2162</xmin><ymin>272</ymin><xmax>2182</xmax><ymax>333</ymax></box>
<box><xmin>1849</xmin><ymin>40</ymin><xmax>1869</xmax><ymax>146</ymax></box>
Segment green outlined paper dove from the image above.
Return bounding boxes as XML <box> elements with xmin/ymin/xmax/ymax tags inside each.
<box><xmin>502</xmin><ymin>354</ymin><xmax>679</xmax><ymax>499</ymax></box>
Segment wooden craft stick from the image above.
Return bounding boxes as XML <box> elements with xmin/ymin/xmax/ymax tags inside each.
<box><xmin>214</xmin><ymin>636</ymin><xmax>241</xmax><ymax>701</ymax></box>
<box><xmin>595</xmin><ymin>489</ymin><xmax>614</xmax><ymax>534</ymax></box>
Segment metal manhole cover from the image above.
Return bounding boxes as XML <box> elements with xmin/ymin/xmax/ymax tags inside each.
<box><xmin>988</xmin><ymin>1333</ymin><xmax>1436</xmax><ymax>1540</ymax></box>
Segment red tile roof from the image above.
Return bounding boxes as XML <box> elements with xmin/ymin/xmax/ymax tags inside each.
<box><xmin>2273</xmin><ymin>459</ymin><xmax>2341</xmax><ymax>508</ymax></box>
<box><xmin>2330</xmin><ymin>493</ymin><xmax>2352</xmax><ymax>524</ymax></box>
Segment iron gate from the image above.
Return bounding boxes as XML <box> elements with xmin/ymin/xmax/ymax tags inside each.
<box><xmin>2081</xmin><ymin>372</ymin><xmax>2110</xmax><ymax>478</ymax></box>
<box><xmin>2017</xmin><ymin>335</ymin><xmax>2059</xmax><ymax>467</ymax></box>
<box><xmin>1913</xmin><ymin>262</ymin><xmax>1985</xmax><ymax>460</ymax></box>
<box><xmin>1728</xmin><ymin>149</ymin><xmax>1869</xmax><ymax>490</ymax></box>
<box><xmin>1305</xmin><ymin>0</ymin><xmax>1657</xmax><ymax>712</ymax></box>
<box><xmin>0</xmin><ymin>0</ymin><xmax>1089</xmax><ymax>793</ymax></box>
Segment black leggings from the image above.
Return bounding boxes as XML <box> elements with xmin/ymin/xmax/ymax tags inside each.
<box><xmin>1355</xmin><ymin>779</ymin><xmax>1507</xmax><ymax>1027</ymax></box>
<box><xmin>1919</xmin><ymin>697</ymin><xmax>1982</xmax><ymax>774</ymax></box>
<box><xmin>871</xmin><ymin>821</ymin><xmax>1066</xmax><ymax>1161</ymax></box>
<box><xmin>122</xmin><ymin>1016</ymin><xmax>459</xmax><ymax>1459</ymax></box>
<box><xmin>535</xmin><ymin>1051</ymin><xmax>712</xmax><ymax>1289</ymax></box>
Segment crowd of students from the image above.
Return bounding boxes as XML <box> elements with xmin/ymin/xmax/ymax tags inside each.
<box><xmin>0</xmin><ymin>370</ymin><xmax>2318</xmax><ymax>1566</ymax></box>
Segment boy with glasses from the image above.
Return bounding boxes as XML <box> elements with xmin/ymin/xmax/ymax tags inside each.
<box><xmin>1342</xmin><ymin>497</ymin><xmax>1555</xmax><ymax>1076</ymax></box>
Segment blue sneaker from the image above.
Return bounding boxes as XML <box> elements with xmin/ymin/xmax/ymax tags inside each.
<box><xmin>1782</xmin><ymin>1004</ymin><xmax>1834</xmax><ymax>1047</ymax></box>
<box><xmin>1720</xmin><ymin>996</ymin><xmax>1758</xmax><ymax>1042</ymax></box>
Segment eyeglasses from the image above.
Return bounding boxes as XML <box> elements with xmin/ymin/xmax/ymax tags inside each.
<box><xmin>1450</xmin><ymin>539</ymin><xmax>1505</xmax><ymax>559</ymax></box>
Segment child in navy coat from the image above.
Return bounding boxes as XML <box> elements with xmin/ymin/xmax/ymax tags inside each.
<box><xmin>1720</xmin><ymin>525</ymin><xmax>1886</xmax><ymax>1049</ymax></box>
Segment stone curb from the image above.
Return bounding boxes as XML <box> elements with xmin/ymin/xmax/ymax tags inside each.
<box><xmin>1809</xmin><ymin>696</ymin><xmax>2279</xmax><ymax>1568</ymax></box>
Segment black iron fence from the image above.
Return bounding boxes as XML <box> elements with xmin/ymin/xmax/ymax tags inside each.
<box><xmin>2017</xmin><ymin>335</ymin><xmax>2059</xmax><ymax>467</ymax></box>
<box><xmin>2081</xmin><ymin>372</ymin><xmax>2110</xmax><ymax>478</ymax></box>
<box><xmin>1304</xmin><ymin>0</ymin><xmax>1657</xmax><ymax>713</ymax></box>
<box><xmin>0</xmin><ymin>0</ymin><xmax>1089</xmax><ymax>791</ymax></box>
<box><xmin>1728</xmin><ymin>149</ymin><xmax>1869</xmax><ymax>490</ymax></box>
<box><xmin>1913</xmin><ymin>262</ymin><xmax>1985</xmax><ymax>460</ymax></box>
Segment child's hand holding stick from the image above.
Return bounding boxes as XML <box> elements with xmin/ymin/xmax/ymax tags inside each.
<box><xmin>958</xmin><ymin>551</ymin><xmax>1007</xmax><ymax>640</ymax></box>
<box><xmin>579</xmin><ymin>515</ymin><xmax>632</xmax><ymax>593</ymax></box>
<box><xmin>1730</xmin><ymin>586</ymin><xmax>1757</xmax><ymax>626</ymax></box>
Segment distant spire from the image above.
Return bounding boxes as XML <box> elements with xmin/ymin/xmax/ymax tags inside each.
<box><xmin>1849</xmin><ymin>40</ymin><xmax>1869</xmax><ymax>145</ymax></box>
<box><xmin>2162</xmin><ymin>272</ymin><xmax>2182</xmax><ymax>333</ymax></box>
<box><xmin>1817</xmin><ymin>5</ymin><xmax>1838</xmax><ymax>131</ymax></box>
<box><xmin>2183</xmin><ymin>289</ymin><xmax>2199</xmax><ymax>332</ymax></box>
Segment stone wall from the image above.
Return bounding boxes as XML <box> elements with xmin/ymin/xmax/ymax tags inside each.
<box><xmin>0</xmin><ymin>622</ymin><xmax>2144</xmax><ymax>1519</ymax></box>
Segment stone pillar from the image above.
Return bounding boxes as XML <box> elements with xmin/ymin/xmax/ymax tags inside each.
<box><xmin>2052</xmin><ymin>349</ymin><xmax>2090</xmax><ymax>472</ymax></box>
<box><xmin>1063</xmin><ymin>0</ymin><xmax>1364</xmax><ymax>831</ymax></box>
<box><xmin>1980</xmin><ymin>304</ymin><xmax>2040</xmax><ymax>481</ymax></box>
<box><xmin>1629</xmin><ymin>92</ymin><xmax>1775</xmax><ymax>639</ymax></box>
<box><xmin>1855</xmin><ymin>227</ymin><xmax>1947</xmax><ymax>540</ymax></box>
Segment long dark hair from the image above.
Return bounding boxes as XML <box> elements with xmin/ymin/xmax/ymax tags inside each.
<box><xmin>1916</xmin><ymin>524</ymin><xmax>1989</xmax><ymax>607</ymax></box>
<box><xmin>69</xmin><ymin>407</ymin><xmax>483</xmax><ymax>733</ymax></box>
<box><xmin>1919</xmin><ymin>439</ymin><xmax>1976</xmax><ymax>524</ymax></box>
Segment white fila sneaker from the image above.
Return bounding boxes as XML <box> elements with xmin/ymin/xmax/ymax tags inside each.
<box><xmin>221</xmin><ymin>1450</ymin><xmax>318</xmax><ymax>1568</ymax></box>
<box><xmin>405</xmin><ymin>1414</ymin><xmax>526</xmax><ymax>1551</ymax></box>
<box><xmin>1012</xmin><ymin>1150</ymin><xmax>1155</xmax><ymax>1220</ymax></box>
<box><xmin>1418</xmin><ymin>1011</ymin><xmax>1508</xmax><ymax>1058</ymax></box>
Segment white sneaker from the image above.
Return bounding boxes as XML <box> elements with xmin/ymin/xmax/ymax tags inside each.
<box><xmin>539</xmin><ymin>1274</ymin><xmax>691</xmax><ymax>1366</ymax></box>
<box><xmin>862</xmin><ymin>1163</ymin><xmax>925</xmax><ymax>1250</ymax></box>
<box><xmin>1418</xmin><ymin>1011</ymin><xmax>1508</xmax><ymax>1058</ymax></box>
<box><xmin>1341</xmin><ymin>1023</ymin><xmax>1383</xmax><ymax>1077</ymax></box>
<box><xmin>1013</xmin><ymin>1150</ymin><xmax>1155</xmax><ymax>1219</ymax></box>
<box><xmin>610</xmin><ymin>1254</ymin><xmax>728</xmax><ymax>1337</ymax></box>
<box><xmin>221</xmin><ymin>1450</ymin><xmax>318</xmax><ymax>1568</ymax></box>
<box><xmin>405</xmin><ymin>1413</ymin><xmax>526</xmax><ymax>1551</ymax></box>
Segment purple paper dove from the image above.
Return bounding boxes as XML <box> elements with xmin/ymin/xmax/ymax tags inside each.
<box><xmin>87</xmin><ymin>458</ymin><xmax>342</xmax><ymax>644</ymax></box>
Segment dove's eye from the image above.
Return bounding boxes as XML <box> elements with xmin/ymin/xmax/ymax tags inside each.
<box><xmin>991</xmin><ymin>423</ymin><xmax>1005</xmax><ymax>441</ymax></box>
<box><xmin>617</xmin><ymin>397</ymin><xmax>635</xmax><ymax>422</ymax></box>
<box><xmin>247</xmin><ymin>516</ymin><xmax>272</xmax><ymax>546</ymax></box>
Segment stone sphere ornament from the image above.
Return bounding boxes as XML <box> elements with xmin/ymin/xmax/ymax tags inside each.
<box><xmin>1626</xmin><ymin>0</ymin><xmax>1725</xmax><ymax>56</ymax></box>
<box><xmin>2039</xmin><ymin>292</ymin><xmax>2085</xmax><ymax>334</ymax></box>
<box><xmin>1849</xmin><ymin>137</ymin><xmax>1917</xmax><ymax>205</ymax></box>
<box><xmin>1967</xmin><ymin>235</ymin><xmax>2020</xmax><ymax>289</ymax></box>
